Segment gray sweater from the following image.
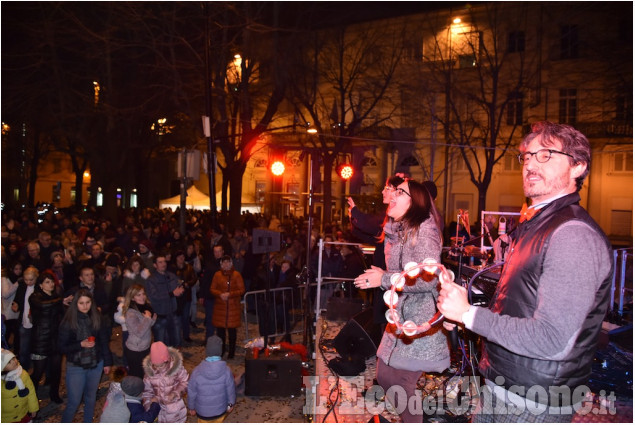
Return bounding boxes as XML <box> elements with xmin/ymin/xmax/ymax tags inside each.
<box><xmin>376</xmin><ymin>216</ymin><xmax>450</xmax><ymax>373</ymax></box>
<box><xmin>125</xmin><ymin>307</ymin><xmax>155</xmax><ymax>352</ymax></box>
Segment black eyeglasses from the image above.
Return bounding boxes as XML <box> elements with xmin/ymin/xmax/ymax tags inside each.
<box><xmin>517</xmin><ymin>149</ymin><xmax>574</xmax><ymax>165</ymax></box>
<box><xmin>394</xmin><ymin>187</ymin><xmax>411</xmax><ymax>198</ymax></box>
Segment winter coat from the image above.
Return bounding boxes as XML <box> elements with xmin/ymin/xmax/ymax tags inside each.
<box><xmin>121</xmin><ymin>269</ymin><xmax>150</xmax><ymax>295</ymax></box>
<box><xmin>28</xmin><ymin>286</ymin><xmax>64</xmax><ymax>356</ymax></box>
<box><xmin>125</xmin><ymin>395</ymin><xmax>161</xmax><ymax>423</ymax></box>
<box><xmin>145</xmin><ymin>270</ymin><xmax>179</xmax><ymax>316</ymax></box>
<box><xmin>1</xmin><ymin>369</ymin><xmax>39</xmax><ymax>423</ymax></box>
<box><xmin>142</xmin><ymin>347</ymin><xmax>189</xmax><ymax>423</ymax></box>
<box><xmin>187</xmin><ymin>359</ymin><xmax>236</xmax><ymax>418</ymax></box>
<box><xmin>58</xmin><ymin>312</ymin><xmax>113</xmax><ymax>368</ymax></box>
<box><xmin>211</xmin><ymin>269</ymin><xmax>245</xmax><ymax>329</ymax></box>
<box><xmin>376</xmin><ymin>216</ymin><xmax>450</xmax><ymax>373</ymax></box>
<box><xmin>125</xmin><ymin>307</ymin><xmax>155</xmax><ymax>352</ymax></box>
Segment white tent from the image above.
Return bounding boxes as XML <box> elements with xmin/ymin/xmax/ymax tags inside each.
<box><xmin>159</xmin><ymin>185</ymin><xmax>261</xmax><ymax>213</ymax></box>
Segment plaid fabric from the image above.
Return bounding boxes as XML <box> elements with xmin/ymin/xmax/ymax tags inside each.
<box><xmin>472</xmin><ymin>384</ymin><xmax>574</xmax><ymax>423</ymax></box>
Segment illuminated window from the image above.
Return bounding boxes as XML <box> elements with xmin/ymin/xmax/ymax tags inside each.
<box><xmin>611</xmin><ymin>152</ymin><xmax>633</xmax><ymax>172</ymax></box>
<box><xmin>559</xmin><ymin>89</ymin><xmax>577</xmax><ymax>125</ymax></box>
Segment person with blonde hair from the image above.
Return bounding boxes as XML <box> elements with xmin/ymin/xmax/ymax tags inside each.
<box><xmin>122</xmin><ymin>284</ymin><xmax>156</xmax><ymax>378</ymax></box>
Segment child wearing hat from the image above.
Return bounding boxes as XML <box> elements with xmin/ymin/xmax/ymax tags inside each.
<box><xmin>187</xmin><ymin>336</ymin><xmax>236</xmax><ymax>422</ymax></box>
<box><xmin>122</xmin><ymin>376</ymin><xmax>160</xmax><ymax>423</ymax></box>
<box><xmin>141</xmin><ymin>341</ymin><xmax>189</xmax><ymax>423</ymax></box>
<box><xmin>1</xmin><ymin>349</ymin><xmax>39</xmax><ymax>423</ymax></box>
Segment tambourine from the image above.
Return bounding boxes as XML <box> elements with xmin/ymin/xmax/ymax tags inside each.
<box><xmin>383</xmin><ymin>259</ymin><xmax>455</xmax><ymax>336</ymax></box>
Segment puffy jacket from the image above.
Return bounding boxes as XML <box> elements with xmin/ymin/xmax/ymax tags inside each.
<box><xmin>211</xmin><ymin>269</ymin><xmax>245</xmax><ymax>329</ymax></box>
<box><xmin>142</xmin><ymin>347</ymin><xmax>189</xmax><ymax>423</ymax></box>
<box><xmin>28</xmin><ymin>286</ymin><xmax>64</xmax><ymax>356</ymax></box>
<box><xmin>187</xmin><ymin>359</ymin><xmax>236</xmax><ymax>417</ymax></box>
<box><xmin>1</xmin><ymin>369</ymin><xmax>39</xmax><ymax>423</ymax></box>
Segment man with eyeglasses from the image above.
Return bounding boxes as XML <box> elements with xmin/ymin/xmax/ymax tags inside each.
<box><xmin>438</xmin><ymin>122</ymin><xmax>613</xmax><ymax>422</ymax></box>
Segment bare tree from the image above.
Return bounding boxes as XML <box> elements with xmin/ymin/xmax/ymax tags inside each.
<box><xmin>416</xmin><ymin>3</ymin><xmax>540</xmax><ymax>217</ymax></box>
<box><xmin>288</xmin><ymin>21</ymin><xmax>404</xmax><ymax>225</ymax></box>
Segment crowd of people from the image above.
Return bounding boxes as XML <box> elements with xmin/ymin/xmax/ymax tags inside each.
<box><xmin>1</xmin><ymin>198</ymin><xmax>371</xmax><ymax>422</ymax></box>
<box><xmin>1</xmin><ymin>121</ymin><xmax>616</xmax><ymax>423</ymax></box>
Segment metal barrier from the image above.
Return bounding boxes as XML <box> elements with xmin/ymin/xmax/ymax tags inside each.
<box><xmin>611</xmin><ymin>248</ymin><xmax>633</xmax><ymax>317</ymax></box>
<box><xmin>243</xmin><ymin>285</ymin><xmax>305</xmax><ymax>343</ymax></box>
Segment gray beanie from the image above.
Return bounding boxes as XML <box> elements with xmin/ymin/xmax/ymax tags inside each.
<box><xmin>121</xmin><ymin>376</ymin><xmax>144</xmax><ymax>397</ymax></box>
<box><xmin>206</xmin><ymin>335</ymin><xmax>223</xmax><ymax>357</ymax></box>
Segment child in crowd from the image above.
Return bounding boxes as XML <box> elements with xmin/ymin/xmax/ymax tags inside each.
<box><xmin>1</xmin><ymin>349</ymin><xmax>39</xmax><ymax>423</ymax></box>
<box><xmin>187</xmin><ymin>336</ymin><xmax>236</xmax><ymax>422</ymax></box>
<box><xmin>142</xmin><ymin>342</ymin><xmax>189</xmax><ymax>423</ymax></box>
<box><xmin>122</xmin><ymin>376</ymin><xmax>161</xmax><ymax>423</ymax></box>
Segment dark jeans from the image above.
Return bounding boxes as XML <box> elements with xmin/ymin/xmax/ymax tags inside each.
<box><xmin>124</xmin><ymin>345</ymin><xmax>150</xmax><ymax>378</ymax></box>
<box><xmin>31</xmin><ymin>352</ymin><xmax>62</xmax><ymax>398</ymax></box>
<box><xmin>152</xmin><ymin>314</ymin><xmax>181</xmax><ymax>347</ymax></box>
<box><xmin>18</xmin><ymin>326</ymin><xmax>32</xmax><ymax>370</ymax></box>
<box><xmin>62</xmin><ymin>360</ymin><xmax>104</xmax><ymax>422</ymax></box>
<box><xmin>376</xmin><ymin>357</ymin><xmax>424</xmax><ymax>423</ymax></box>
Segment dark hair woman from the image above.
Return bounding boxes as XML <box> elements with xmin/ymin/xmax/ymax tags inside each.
<box><xmin>58</xmin><ymin>288</ymin><xmax>113</xmax><ymax>422</ymax></box>
<box><xmin>354</xmin><ymin>178</ymin><xmax>449</xmax><ymax>423</ymax></box>
<box><xmin>28</xmin><ymin>271</ymin><xmax>64</xmax><ymax>404</ymax></box>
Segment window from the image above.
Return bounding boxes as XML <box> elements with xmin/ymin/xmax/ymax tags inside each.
<box><xmin>560</xmin><ymin>25</ymin><xmax>579</xmax><ymax>59</ymax></box>
<box><xmin>559</xmin><ymin>89</ymin><xmax>577</xmax><ymax>125</ymax></box>
<box><xmin>503</xmin><ymin>154</ymin><xmax>521</xmax><ymax>172</ymax></box>
<box><xmin>508</xmin><ymin>31</ymin><xmax>525</xmax><ymax>53</ymax></box>
<box><xmin>611</xmin><ymin>210</ymin><xmax>633</xmax><ymax>236</ymax></box>
<box><xmin>403</xmin><ymin>32</ymin><xmax>423</xmax><ymax>62</ymax></box>
<box><xmin>455</xmin><ymin>154</ymin><xmax>468</xmax><ymax>172</ymax></box>
<box><xmin>458</xmin><ymin>54</ymin><xmax>476</xmax><ymax>68</ymax></box>
<box><xmin>400</xmin><ymin>155</ymin><xmax>419</xmax><ymax>167</ymax></box>
<box><xmin>616</xmin><ymin>94</ymin><xmax>633</xmax><ymax>121</ymax></box>
<box><xmin>611</xmin><ymin>152</ymin><xmax>633</xmax><ymax>172</ymax></box>
<box><xmin>506</xmin><ymin>92</ymin><xmax>523</xmax><ymax>125</ymax></box>
<box><xmin>362</xmin><ymin>156</ymin><xmax>377</xmax><ymax>167</ymax></box>
<box><xmin>255</xmin><ymin>181</ymin><xmax>266</xmax><ymax>203</ymax></box>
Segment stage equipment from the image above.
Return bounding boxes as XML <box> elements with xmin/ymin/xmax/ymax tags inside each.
<box><xmin>245</xmin><ymin>351</ymin><xmax>303</xmax><ymax>396</ymax></box>
<box><xmin>333</xmin><ymin>308</ymin><xmax>382</xmax><ymax>360</ymax></box>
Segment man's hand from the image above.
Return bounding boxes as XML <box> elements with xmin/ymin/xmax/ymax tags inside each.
<box><xmin>437</xmin><ymin>280</ymin><xmax>471</xmax><ymax>323</ymax></box>
<box><xmin>189</xmin><ymin>409</ymin><xmax>196</xmax><ymax>416</ymax></box>
<box><xmin>103</xmin><ymin>366</ymin><xmax>111</xmax><ymax>375</ymax></box>
<box><xmin>173</xmin><ymin>286</ymin><xmax>185</xmax><ymax>297</ymax></box>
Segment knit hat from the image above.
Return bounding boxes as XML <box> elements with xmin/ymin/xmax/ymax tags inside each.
<box><xmin>150</xmin><ymin>341</ymin><xmax>169</xmax><ymax>365</ymax></box>
<box><xmin>121</xmin><ymin>376</ymin><xmax>144</xmax><ymax>398</ymax></box>
<box><xmin>206</xmin><ymin>335</ymin><xmax>223</xmax><ymax>357</ymax></box>
<box><xmin>139</xmin><ymin>240</ymin><xmax>153</xmax><ymax>250</ymax></box>
<box><xmin>1</xmin><ymin>349</ymin><xmax>16</xmax><ymax>371</ymax></box>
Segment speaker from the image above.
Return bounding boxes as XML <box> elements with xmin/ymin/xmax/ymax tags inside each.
<box><xmin>326</xmin><ymin>297</ymin><xmax>363</xmax><ymax>321</ymax></box>
<box><xmin>245</xmin><ymin>353</ymin><xmax>302</xmax><ymax>396</ymax></box>
<box><xmin>252</xmin><ymin>228</ymin><xmax>281</xmax><ymax>254</ymax></box>
<box><xmin>333</xmin><ymin>308</ymin><xmax>382</xmax><ymax>360</ymax></box>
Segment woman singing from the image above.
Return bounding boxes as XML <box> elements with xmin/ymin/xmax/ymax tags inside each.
<box><xmin>355</xmin><ymin>178</ymin><xmax>449</xmax><ymax>423</ymax></box>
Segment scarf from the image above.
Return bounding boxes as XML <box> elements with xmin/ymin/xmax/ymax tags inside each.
<box><xmin>74</xmin><ymin>313</ymin><xmax>98</xmax><ymax>369</ymax></box>
<box><xmin>131</xmin><ymin>301</ymin><xmax>154</xmax><ymax>316</ymax></box>
<box><xmin>2</xmin><ymin>366</ymin><xmax>26</xmax><ymax>390</ymax></box>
